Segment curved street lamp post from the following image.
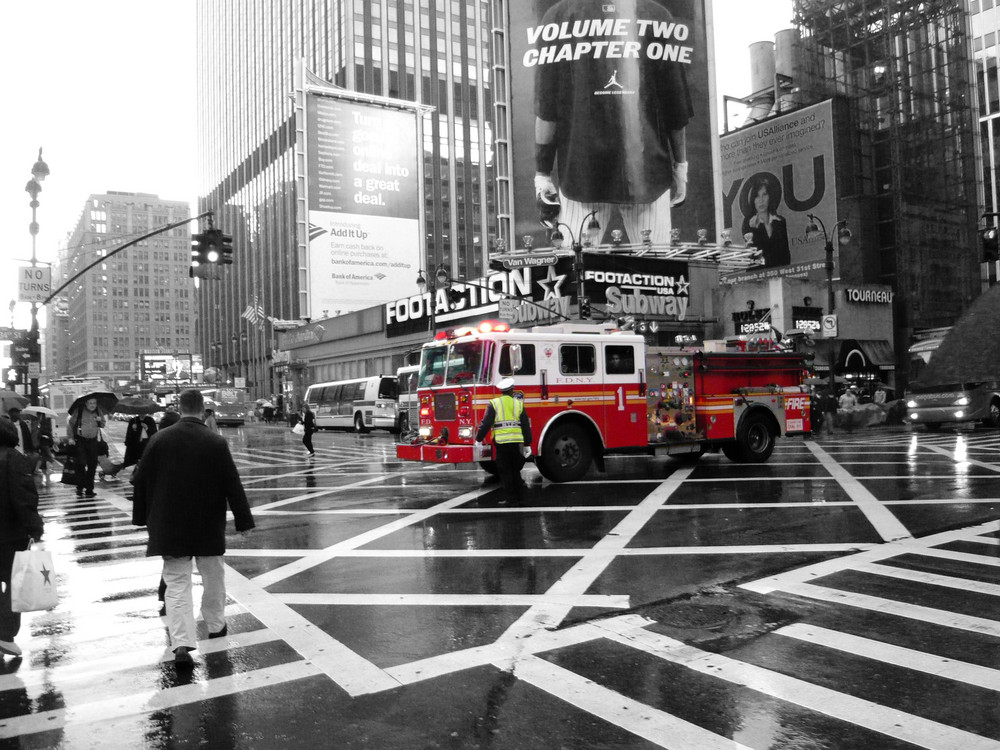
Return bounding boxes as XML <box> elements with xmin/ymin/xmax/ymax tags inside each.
<box><xmin>549</xmin><ymin>211</ymin><xmax>601</xmax><ymax>320</ymax></box>
<box><xmin>805</xmin><ymin>214</ymin><xmax>852</xmax><ymax>398</ymax></box>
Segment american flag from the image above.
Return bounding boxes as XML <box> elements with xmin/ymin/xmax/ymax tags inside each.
<box><xmin>241</xmin><ymin>297</ymin><xmax>267</xmax><ymax>328</ymax></box>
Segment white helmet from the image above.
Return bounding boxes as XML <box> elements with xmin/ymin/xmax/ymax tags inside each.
<box><xmin>496</xmin><ymin>377</ymin><xmax>515</xmax><ymax>391</ymax></box>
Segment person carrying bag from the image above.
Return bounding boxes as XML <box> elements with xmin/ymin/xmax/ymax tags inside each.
<box><xmin>10</xmin><ymin>540</ymin><xmax>58</xmax><ymax>613</ymax></box>
<box><xmin>0</xmin><ymin>419</ymin><xmax>45</xmax><ymax>658</ymax></box>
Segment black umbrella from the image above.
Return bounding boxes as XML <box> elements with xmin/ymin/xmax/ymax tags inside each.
<box><xmin>0</xmin><ymin>389</ymin><xmax>29</xmax><ymax>413</ymax></box>
<box><xmin>114</xmin><ymin>396</ymin><xmax>161</xmax><ymax>415</ymax></box>
<box><xmin>68</xmin><ymin>391</ymin><xmax>119</xmax><ymax>416</ymax></box>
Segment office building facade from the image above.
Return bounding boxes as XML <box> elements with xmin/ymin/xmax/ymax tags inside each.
<box><xmin>49</xmin><ymin>192</ymin><xmax>193</xmax><ymax>386</ymax></box>
<box><xmin>195</xmin><ymin>0</ymin><xmax>500</xmax><ymax>398</ymax></box>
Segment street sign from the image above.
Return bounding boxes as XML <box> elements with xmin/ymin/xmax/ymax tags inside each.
<box><xmin>498</xmin><ymin>298</ymin><xmax>519</xmax><ymax>322</ymax></box>
<box><xmin>492</xmin><ymin>254</ymin><xmax>558</xmax><ymax>271</ymax></box>
<box><xmin>28</xmin><ymin>362</ymin><xmax>40</xmax><ymax>378</ymax></box>
<box><xmin>821</xmin><ymin>314</ymin><xmax>838</xmax><ymax>339</ymax></box>
<box><xmin>0</xmin><ymin>327</ymin><xmax>26</xmax><ymax>342</ymax></box>
<box><xmin>234</xmin><ymin>377</ymin><xmax>246</xmax><ymax>389</ymax></box>
<box><xmin>18</xmin><ymin>266</ymin><xmax>51</xmax><ymax>303</ymax></box>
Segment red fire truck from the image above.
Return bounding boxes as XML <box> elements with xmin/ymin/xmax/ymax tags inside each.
<box><xmin>396</xmin><ymin>321</ymin><xmax>812</xmax><ymax>482</ymax></box>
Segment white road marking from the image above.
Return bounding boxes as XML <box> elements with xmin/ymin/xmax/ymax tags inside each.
<box><xmin>0</xmin><ymin>661</ymin><xmax>321</xmax><ymax>740</ymax></box>
<box><xmin>272</xmin><ymin>593</ymin><xmax>630</xmax><ymax>607</ymax></box>
<box><xmin>601</xmin><ymin>624</ymin><xmax>1000</xmax><ymax>750</ymax></box>
<box><xmin>224</xmin><ymin>565</ymin><xmax>400</xmax><ymax>696</ymax></box>
<box><xmin>854</xmin><ymin>561</ymin><xmax>1000</xmax><ymax>597</ymax></box>
<box><xmin>805</xmin><ymin>441</ymin><xmax>912</xmax><ymax>541</ymax></box>
<box><xmin>250</xmin><ymin>487</ymin><xmax>494</xmax><ymax>588</ymax></box>
<box><xmin>741</xmin><ymin>521</ymin><xmax>1000</xmax><ymax>594</ymax></box>
<box><xmin>773</xmin><ymin>581</ymin><xmax>1000</xmax><ymax>637</ymax></box>
<box><xmin>514</xmin><ymin>655</ymin><xmax>753</xmax><ymax>750</ymax></box>
<box><xmin>776</xmin><ymin>623</ymin><xmax>1000</xmax><ymax>691</ymax></box>
<box><xmin>496</xmin><ymin>467</ymin><xmax>695</xmax><ymax>641</ymax></box>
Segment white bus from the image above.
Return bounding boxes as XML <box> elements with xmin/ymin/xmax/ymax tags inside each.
<box><xmin>304</xmin><ymin>375</ymin><xmax>398</xmax><ymax>433</ymax></box>
<box><xmin>395</xmin><ymin>365</ymin><xmax>419</xmax><ymax>437</ymax></box>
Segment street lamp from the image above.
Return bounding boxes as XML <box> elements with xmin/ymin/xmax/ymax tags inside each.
<box><xmin>416</xmin><ymin>264</ymin><xmax>449</xmax><ymax>331</ymax></box>
<box><xmin>805</xmin><ymin>214</ymin><xmax>852</xmax><ymax>396</ymax></box>
<box><xmin>549</xmin><ymin>211</ymin><xmax>601</xmax><ymax>319</ymax></box>
<box><xmin>23</xmin><ymin>148</ymin><xmax>50</xmax><ymax>406</ymax></box>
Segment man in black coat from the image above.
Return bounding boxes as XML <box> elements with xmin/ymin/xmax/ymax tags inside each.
<box><xmin>131</xmin><ymin>389</ymin><xmax>255</xmax><ymax>668</ymax></box>
<box><xmin>0</xmin><ymin>418</ymin><xmax>44</xmax><ymax>658</ymax></box>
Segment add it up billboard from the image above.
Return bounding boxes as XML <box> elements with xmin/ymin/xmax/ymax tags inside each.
<box><xmin>304</xmin><ymin>93</ymin><xmax>422</xmax><ymax>319</ymax></box>
<box><xmin>507</xmin><ymin>0</ymin><xmax>716</xmax><ymax>251</ymax></box>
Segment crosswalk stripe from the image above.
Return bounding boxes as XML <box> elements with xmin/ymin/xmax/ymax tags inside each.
<box><xmin>776</xmin><ymin>581</ymin><xmax>1000</xmax><ymax>637</ymax></box>
<box><xmin>272</xmin><ymin>593</ymin><xmax>630</xmax><ymax>607</ymax></box>
<box><xmin>601</xmin><ymin>625</ymin><xmax>1000</xmax><ymax>750</ymax></box>
<box><xmin>0</xmin><ymin>661</ymin><xmax>321</xmax><ymax>739</ymax></box>
<box><xmin>776</xmin><ymin>623</ymin><xmax>1000</xmax><ymax>691</ymax></box>
<box><xmin>804</xmin><ymin>441</ymin><xmax>912</xmax><ymax>541</ymax></box>
<box><xmin>855</xmin><ymin>561</ymin><xmax>1000</xmax><ymax>597</ymax></box>
<box><xmin>514</xmin><ymin>655</ymin><xmax>752</xmax><ymax>750</ymax></box>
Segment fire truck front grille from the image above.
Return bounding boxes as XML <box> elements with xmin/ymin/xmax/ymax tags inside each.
<box><xmin>434</xmin><ymin>393</ymin><xmax>457</xmax><ymax>421</ymax></box>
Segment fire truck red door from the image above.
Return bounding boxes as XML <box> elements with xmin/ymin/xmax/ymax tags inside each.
<box><xmin>603</xmin><ymin>344</ymin><xmax>645</xmax><ymax>449</ymax></box>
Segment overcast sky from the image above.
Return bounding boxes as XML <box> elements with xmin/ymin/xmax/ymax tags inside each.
<box><xmin>0</xmin><ymin>0</ymin><xmax>794</xmax><ymax>340</ymax></box>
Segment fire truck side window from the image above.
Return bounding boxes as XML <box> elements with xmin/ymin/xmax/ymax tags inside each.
<box><xmin>605</xmin><ymin>345</ymin><xmax>635</xmax><ymax>374</ymax></box>
<box><xmin>560</xmin><ymin>344</ymin><xmax>596</xmax><ymax>374</ymax></box>
<box><xmin>499</xmin><ymin>344</ymin><xmax>536</xmax><ymax>376</ymax></box>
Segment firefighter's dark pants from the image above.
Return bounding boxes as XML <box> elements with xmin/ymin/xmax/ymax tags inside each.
<box><xmin>494</xmin><ymin>442</ymin><xmax>525</xmax><ymax>505</ymax></box>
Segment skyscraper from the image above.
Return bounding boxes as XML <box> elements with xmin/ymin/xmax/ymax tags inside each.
<box><xmin>195</xmin><ymin>0</ymin><xmax>499</xmax><ymax>397</ymax></box>
<box><xmin>49</xmin><ymin>192</ymin><xmax>193</xmax><ymax>385</ymax></box>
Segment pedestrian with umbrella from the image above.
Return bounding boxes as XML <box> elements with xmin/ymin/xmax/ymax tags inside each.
<box><xmin>66</xmin><ymin>392</ymin><xmax>117</xmax><ymax>498</ymax></box>
<box><xmin>106</xmin><ymin>397</ymin><xmax>160</xmax><ymax>479</ymax></box>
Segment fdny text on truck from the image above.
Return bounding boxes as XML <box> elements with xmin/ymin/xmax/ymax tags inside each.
<box><xmin>396</xmin><ymin>321</ymin><xmax>812</xmax><ymax>482</ymax></box>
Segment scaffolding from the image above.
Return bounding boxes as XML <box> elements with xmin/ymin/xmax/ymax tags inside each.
<box><xmin>792</xmin><ymin>0</ymin><xmax>980</xmax><ymax>332</ymax></box>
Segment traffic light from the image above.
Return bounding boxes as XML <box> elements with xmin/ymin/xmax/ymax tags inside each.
<box><xmin>579</xmin><ymin>296</ymin><xmax>591</xmax><ymax>319</ymax></box>
<box><xmin>190</xmin><ymin>232</ymin><xmax>208</xmax><ymax>278</ymax></box>
<box><xmin>982</xmin><ymin>226</ymin><xmax>1000</xmax><ymax>263</ymax></box>
<box><xmin>218</xmin><ymin>232</ymin><xmax>233</xmax><ymax>265</ymax></box>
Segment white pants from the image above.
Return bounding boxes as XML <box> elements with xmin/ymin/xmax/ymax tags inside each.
<box><xmin>161</xmin><ymin>555</ymin><xmax>226</xmax><ymax>651</ymax></box>
<box><xmin>559</xmin><ymin>189</ymin><xmax>673</xmax><ymax>246</ymax></box>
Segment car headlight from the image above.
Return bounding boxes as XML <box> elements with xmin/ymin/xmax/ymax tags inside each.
<box><xmin>906</xmin><ymin>400</ymin><xmax>918</xmax><ymax>408</ymax></box>
<box><xmin>954</xmin><ymin>396</ymin><xmax>970</xmax><ymax>406</ymax></box>
<box><xmin>910</xmin><ymin>413</ymin><xmax>919</xmax><ymax>421</ymax></box>
<box><xmin>954</xmin><ymin>410</ymin><xmax>964</xmax><ymax>418</ymax></box>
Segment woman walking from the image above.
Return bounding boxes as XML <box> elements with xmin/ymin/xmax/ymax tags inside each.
<box><xmin>301</xmin><ymin>405</ymin><xmax>316</xmax><ymax>457</ymax></box>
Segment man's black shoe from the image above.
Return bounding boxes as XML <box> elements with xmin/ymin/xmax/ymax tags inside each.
<box><xmin>84</xmin><ymin>490</ymin><xmax>96</xmax><ymax>498</ymax></box>
<box><xmin>173</xmin><ymin>647</ymin><xmax>194</xmax><ymax>668</ymax></box>
<box><xmin>208</xmin><ymin>624</ymin><xmax>228</xmax><ymax>639</ymax></box>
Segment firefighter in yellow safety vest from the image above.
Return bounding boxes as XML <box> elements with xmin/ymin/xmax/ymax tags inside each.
<box><xmin>474</xmin><ymin>377</ymin><xmax>532</xmax><ymax>505</ymax></box>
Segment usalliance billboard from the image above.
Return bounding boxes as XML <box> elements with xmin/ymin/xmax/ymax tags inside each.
<box><xmin>719</xmin><ymin>99</ymin><xmax>839</xmax><ymax>283</ymax></box>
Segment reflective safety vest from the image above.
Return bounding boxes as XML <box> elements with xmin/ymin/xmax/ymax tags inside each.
<box><xmin>489</xmin><ymin>395</ymin><xmax>524</xmax><ymax>444</ymax></box>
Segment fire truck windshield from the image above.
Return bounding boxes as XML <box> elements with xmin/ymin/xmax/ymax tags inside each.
<box><xmin>418</xmin><ymin>341</ymin><xmax>487</xmax><ymax>386</ymax></box>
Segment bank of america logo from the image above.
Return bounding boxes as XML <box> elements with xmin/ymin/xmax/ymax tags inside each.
<box><xmin>308</xmin><ymin>223</ymin><xmax>327</xmax><ymax>241</ymax></box>
<box><xmin>374</xmin><ymin>273</ymin><xmax>386</xmax><ymax>281</ymax></box>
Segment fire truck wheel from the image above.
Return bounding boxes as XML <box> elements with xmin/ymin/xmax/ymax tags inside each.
<box><xmin>479</xmin><ymin>460</ymin><xmax>499</xmax><ymax>476</ymax></box>
<box><xmin>537</xmin><ymin>422</ymin><xmax>593</xmax><ymax>482</ymax></box>
<box><xmin>720</xmin><ymin>443</ymin><xmax>743</xmax><ymax>462</ymax></box>
<box><xmin>735</xmin><ymin>412</ymin><xmax>776</xmax><ymax>462</ymax></box>
<box><xmin>354</xmin><ymin>413</ymin><xmax>370</xmax><ymax>434</ymax></box>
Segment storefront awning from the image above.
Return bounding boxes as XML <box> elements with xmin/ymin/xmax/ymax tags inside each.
<box><xmin>809</xmin><ymin>339</ymin><xmax>895</xmax><ymax>372</ymax></box>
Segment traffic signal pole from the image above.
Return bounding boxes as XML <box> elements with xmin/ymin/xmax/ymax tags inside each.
<box><xmin>42</xmin><ymin>210</ymin><xmax>216</xmax><ymax>306</ymax></box>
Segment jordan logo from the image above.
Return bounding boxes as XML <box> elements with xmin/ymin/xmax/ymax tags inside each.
<box><xmin>604</xmin><ymin>71</ymin><xmax>623</xmax><ymax>90</ymax></box>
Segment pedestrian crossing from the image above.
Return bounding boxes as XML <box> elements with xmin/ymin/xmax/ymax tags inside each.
<box><xmin>1</xmin><ymin>429</ymin><xmax>999</xmax><ymax>747</ymax></box>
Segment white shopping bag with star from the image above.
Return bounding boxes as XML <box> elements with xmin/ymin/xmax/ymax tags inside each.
<box><xmin>10</xmin><ymin>539</ymin><xmax>58</xmax><ymax>612</ymax></box>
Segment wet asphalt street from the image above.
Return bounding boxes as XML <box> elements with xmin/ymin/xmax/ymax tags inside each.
<box><xmin>1</xmin><ymin>422</ymin><xmax>999</xmax><ymax>749</ymax></box>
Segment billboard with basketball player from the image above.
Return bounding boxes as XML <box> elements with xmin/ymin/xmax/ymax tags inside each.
<box><xmin>507</xmin><ymin>0</ymin><xmax>716</xmax><ymax>253</ymax></box>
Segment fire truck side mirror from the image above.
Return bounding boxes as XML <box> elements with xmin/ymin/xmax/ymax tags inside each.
<box><xmin>509</xmin><ymin>344</ymin><xmax>523</xmax><ymax>373</ymax></box>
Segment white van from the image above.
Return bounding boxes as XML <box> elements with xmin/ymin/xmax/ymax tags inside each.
<box><xmin>395</xmin><ymin>365</ymin><xmax>419</xmax><ymax>436</ymax></box>
<box><xmin>304</xmin><ymin>375</ymin><xmax>398</xmax><ymax>433</ymax></box>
